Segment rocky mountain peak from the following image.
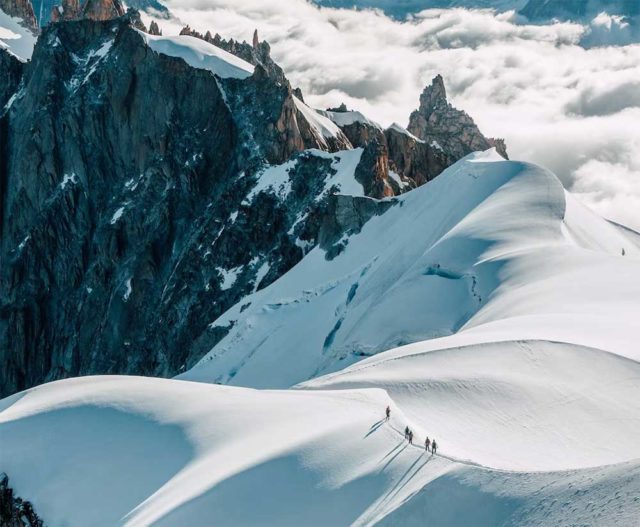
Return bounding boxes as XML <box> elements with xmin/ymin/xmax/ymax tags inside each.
<box><xmin>0</xmin><ymin>13</ymin><xmax>508</xmax><ymax>399</ymax></box>
<box><xmin>0</xmin><ymin>0</ymin><xmax>38</xmax><ymax>31</ymax></box>
<box><xmin>421</xmin><ymin>73</ymin><xmax>447</xmax><ymax>109</ymax></box>
<box><xmin>148</xmin><ymin>19</ymin><xmax>161</xmax><ymax>35</ymax></box>
<box><xmin>408</xmin><ymin>75</ymin><xmax>508</xmax><ymax>160</ymax></box>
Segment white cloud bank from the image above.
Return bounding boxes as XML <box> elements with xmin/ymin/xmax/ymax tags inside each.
<box><xmin>147</xmin><ymin>1</ymin><xmax>640</xmax><ymax>230</ymax></box>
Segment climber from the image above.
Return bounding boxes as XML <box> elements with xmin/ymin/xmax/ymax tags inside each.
<box><xmin>432</xmin><ymin>440</ymin><xmax>437</xmax><ymax>455</ymax></box>
<box><xmin>385</xmin><ymin>405</ymin><xmax>391</xmax><ymax>420</ymax></box>
<box><xmin>404</xmin><ymin>426</ymin><xmax>410</xmax><ymax>439</ymax></box>
<box><xmin>408</xmin><ymin>430</ymin><xmax>414</xmax><ymax>445</ymax></box>
<box><xmin>425</xmin><ymin>437</ymin><xmax>431</xmax><ymax>452</ymax></box>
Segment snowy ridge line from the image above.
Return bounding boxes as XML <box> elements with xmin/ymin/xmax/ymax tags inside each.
<box><xmin>298</xmin><ymin>336</ymin><xmax>640</xmax><ymax>388</ymax></box>
<box><xmin>383</xmin><ymin>421</ymin><xmax>513</xmax><ymax>473</ymax></box>
<box><xmin>383</xmin><ymin>404</ymin><xmax>640</xmax><ymax>475</ymax></box>
<box><xmin>137</xmin><ymin>30</ymin><xmax>254</xmax><ymax>80</ymax></box>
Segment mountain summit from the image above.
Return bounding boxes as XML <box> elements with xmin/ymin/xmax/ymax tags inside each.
<box><xmin>408</xmin><ymin>74</ymin><xmax>508</xmax><ymax>160</ymax></box>
<box><xmin>0</xmin><ymin>12</ymin><xmax>500</xmax><ymax>397</ymax></box>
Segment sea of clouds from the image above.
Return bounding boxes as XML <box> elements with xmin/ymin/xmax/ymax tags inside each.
<box><xmin>148</xmin><ymin>1</ymin><xmax>640</xmax><ymax>230</ymax></box>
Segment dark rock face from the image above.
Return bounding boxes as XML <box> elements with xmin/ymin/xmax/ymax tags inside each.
<box><xmin>80</xmin><ymin>0</ymin><xmax>123</xmax><ymax>21</ymax></box>
<box><xmin>408</xmin><ymin>75</ymin><xmax>508</xmax><ymax>161</ymax></box>
<box><xmin>0</xmin><ymin>473</ymin><xmax>42</xmax><ymax>527</ymax></box>
<box><xmin>385</xmin><ymin>125</ymin><xmax>448</xmax><ymax>187</ymax></box>
<box><xmin>33</xmin><ymin>0</ymin><xmax>166</xmax><ymax>26</ymax></box>
<box><xmin>148</xmin><ymin>19</ymin><xmax>160</xmax><ymax>35</ymax></box>
<box><xmin>0</xmin><ymin>12</ymin><xmax>509</xmax><ymax>397</ymax></box>
<box><xmin>354</xmin><ymin>140</ymin><xmax>394</xmax><ymax>198</ymax></box>
<box><xmin>0</xmin><ymin>0</ymin><xmax>38</xmax><ymax>30</ymax></box>
<box><xmin>317</xmin><ymin>194</ymin><xmax>397</xmax><ymax>259</ymax></box>
<box><xmin>0</xmin><ymin>13</ymin><xmax>372</xmax><ymax>397</ymax></box>
<box><xmin>0</xmin><ymin>50</ymin><xmax>24</xmax><ymax>108</ymax></box>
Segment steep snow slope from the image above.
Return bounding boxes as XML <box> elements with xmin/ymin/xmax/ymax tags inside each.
<box><xmin>183</xmin><ymin>149</ymin><xmax>640</xmax><ymax>388</ymax></box>
<box><xmin>2</xmin><ymin>372</ymin><xmax>640</xmax><ymax>527</ymax></box>
<box><xmin>304</xmin><ymin>339</ymin><xmax>640</xmax><ymax>471</ymax></box>
<box><xmin>0</xmin><ymin>376</ymin><xmax>450</xmax><ymax>526</ymax></box>
<box><xmin>2</xmin><ymin>151</ymin><xmax>640</xmax><ymax>526</ymax></box>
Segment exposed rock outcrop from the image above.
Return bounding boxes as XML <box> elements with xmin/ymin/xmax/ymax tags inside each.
<box><xmin>0</xmin><ymin>11</ymin><xmax>509</xmax><ymax>397</ymax></box>
<box><xmin>318</xmin><ymin>194</ymin><xmax>397</xmax><ymax>259</ymax></box>
<box><xmin>148</xmin><ymin>19</ymin><xmax>160</xmax><ymax>35</ymax></box>
<box><xmin>408</xmin><ymin>74</ymin><xmax>508</xmax><ymax>160</ymax></box>
<box><xmin>0</xmin><ymin>473</ymin><xmax>43</xmax><ymax>527</ymax></box>
<box><xmin>33</xmin><ymin>0</ymin><xmax>167</xmax><ymax>26</ymax></box>
<box><xmin>49</xmin><ymin>0</ymin><xmax>79</xmax><ymax>22</ymax></box>
<box><xmin>0</xmin><ymin>13</ymin><xmax>370</xmax><ymax>397</ymax></box>
<box><xmin>385</xmin><ymin>124</ymin><xmax>448</xmax><ymax>187</ymax></box>
<box><xmin>80</xmin><ymin>0</ymin><xmax>123</xmax><ymax>21</ymax></box>
<box><xmin>0</xmin><ymin>0</ymin><xmax>38</xmax><ymax>30</ymax></box>
<box><xmin>0</xmin><ymin>49</ymin><xmax>24</xmax><ymax>108</ymax></box>
<box><xmin>315</xmin><ymin>108</ymin><xmax>457</xmax><ymax>198</ymax></box>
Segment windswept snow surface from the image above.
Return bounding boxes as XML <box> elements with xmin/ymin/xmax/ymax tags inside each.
<box><xmin>3</xmin><ymin>150</ymin><xmax>640</xmax><ymax>526</ymax></box>
<box><xmin>0</xmin><ymin>9</ymin><xmax>36</xmax><ymax>60</ymax></box>
<box><xmin>0</xmin><ymin>376</ymin><xmax>453</xmax><ymax>527</ymax></box>
<box><xmin>2</xmin><ymin>373</ymin><xmax>640</xmax><ymax>526</ymax></box>
<box><xmin>185</xmin><ymin>149</ymin><xmax>640</xmax><ymax>389</ymax></box>
<box><xmin>139</xmin><ymin>32</ymin><xmax>254</xmax><ymax>79</ymax></box>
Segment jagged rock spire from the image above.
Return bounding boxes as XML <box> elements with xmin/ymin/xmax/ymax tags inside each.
<box><xmin>408</xmin><ymin>74</ymin><xmax>508</xmax><ymax>160</ymax></box>
<box><xmin>148</xmin><ymin>19</ymin><xmax>161</xmax><ymax>35</ymax></box>
<box><xmin>252</xmin><ymin>28</ymin><xmax>259</xmax><ymax>49</ymax></box>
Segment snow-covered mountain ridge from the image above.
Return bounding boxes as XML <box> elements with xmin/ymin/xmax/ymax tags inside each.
<box><xmin>184</xmin><ymin>149</ymin><xmax>639</xmax><ymax>387</ymax></box>
<box><xmin>1</xmin><ymin>7</ymin><xmax>639</xmax><ymax>527</ymax></box>
<box><xmin>2</xmin><ymin>151</ymin><xmax>640</xmax><ymax>526</ymax></box>
<box><xmin>0</xmin><ymin>10</ymin><xmax>501</xmax><ymax>398</ymax></box>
